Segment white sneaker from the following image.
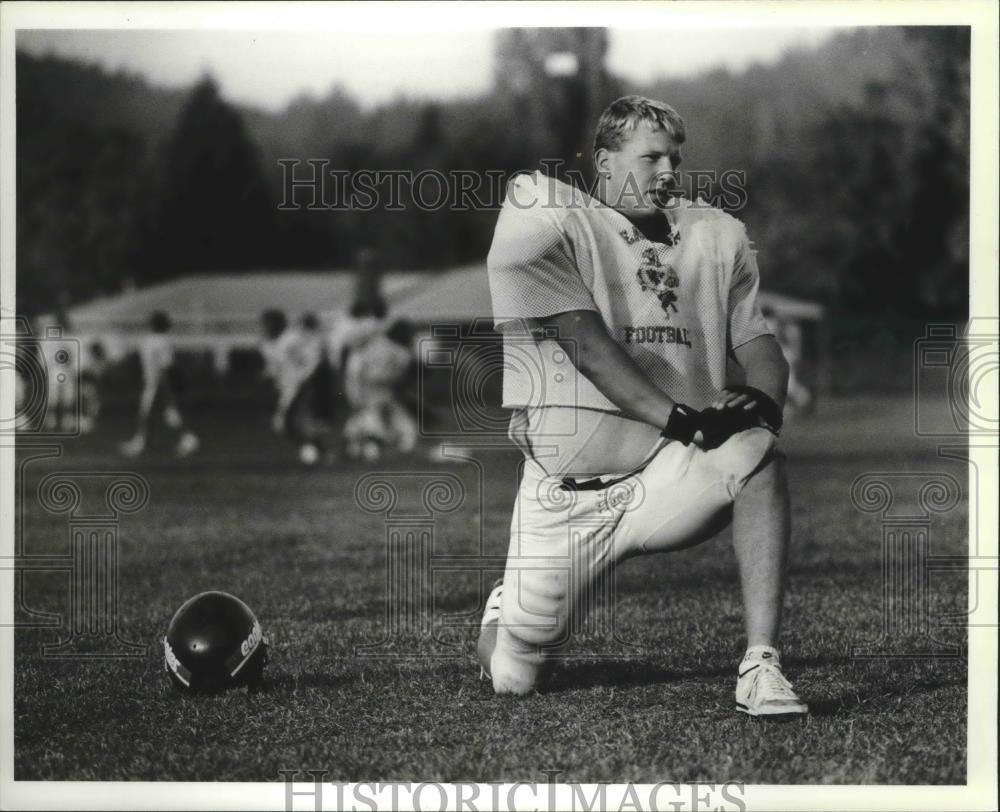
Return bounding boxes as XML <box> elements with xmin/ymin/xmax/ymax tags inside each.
<box><xmin>735</xmin><ymin>660</ymin><xmax>808</xmax><ymax>717</ymax></box>
<box><xmin>175</xmin><ymin>431</ymin><xmax>200</xmax><ymax>458</ymax></box>
<box><xmin>298</xmin><ymin>443</ymin><xmax>320</xmax><ymax>465</ymax></box>
<box><xmin>478</xmin><ymin>579</ymin><xmax>504</xmax><ymax>680</ymax></box>
<box><xmin>164</xmin><ymin>406</ymin><xmax>183</xmax><ymax>430</ymax></box>
<box><xmin>120</xmin><ymin>435</ymin><xmax>146</xmax><ymax>457</ymax></box>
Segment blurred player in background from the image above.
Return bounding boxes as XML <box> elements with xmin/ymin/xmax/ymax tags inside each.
<box><xmin>260</xmin><ymin>310</ymin><xmax>336</xmax><ymax>465</ymax></box>
<box><xmin>78</xmin><ymin>340</ymin><xmax>109</xmax><ymax>434</ymax></box>
<box><xmin>259</xmin><ymin>308</ymin><xmax>291</xmax><ymax>387</ymax></box>
<box><xmin>32</xmin><ymin>313</ymin><xmax>109</xmax><ymax>435</ymax></box>
<box><xmin>762</xmin><ymin>306</ymin><xmax>813</xmax><ymax>414</ymax></box>
<box><xmin>328</xmin><ymin>296</ymin><xmax>388</xmax><ymax>373</ymax></box>
<box><xmin>121</xmin><ymin>311</ymin><xmax>199</xmax><ymax>457</ymax></box>
<box><xmin>341</xmin><ymin>317</ymin><xmax>418</xmax><ymax>462</ymax></box>
<box><xmin>327</xmin><ymin>295</ymin><xmax>386</xmax><ymax>460</ymax></box>
<box><xmin>34</xmin><ymin>312</ymin><xmax>78</xmax><ymax>433</ymax></box>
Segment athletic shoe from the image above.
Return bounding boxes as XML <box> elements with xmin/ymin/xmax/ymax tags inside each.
<box><xmin>478</xmin><ymin>578</ymin><xmax>504</xmax><ymax>680</ymax></box>
<box><xmin>175</xmin><ymin>431</ymin><xmax>200</xmax><ymax>458</ymax></box>
<box><xmin>120</xmin><ymin>434</ymin><xmax>146</xmax><ymax>458</ymax></box>
<box><xmin>164</xmin><ymin>406</ymin><xmax>183</xmax><ymax>430</ymax></box>
<box><xmin>735</xmin><ymin>660</ymin><xmax>808</xmax><ymax>717</ymax></box>
<box><xmin>298</xmin><ymin>443</ymin><xmax>320</xmax><ymax>465</ymax></box>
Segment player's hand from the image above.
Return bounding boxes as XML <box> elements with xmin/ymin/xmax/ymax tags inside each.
<box><xmin>711</xmin><ymin>385</ymin><xmax>783</xmax><ymax>435</ymax></box>
<box><xmin>711</xmin><ymin>387</ymin><xmax>759</xmax><ymax>413</ymax></box>
<box><xmin>662</xmin><ymin>401</ymin><xmax>754</xmax><ymax>449</ymax></box>
<box><xmin>271</xmin><ymin>412</ymin><xmax>285</xmax><ymax>434</ymax></box>
<box><xmin>660</xmin><ymin>403</ymin><xmax>700</xmax><ymax>445</ymax></box>
<box><xmin>697</xmin><ymin>404</ymin><xmax>758</xmax><ymax>449</ymax></box>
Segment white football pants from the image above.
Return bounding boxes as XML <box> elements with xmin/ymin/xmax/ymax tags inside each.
<box><xmin>490</xmin><ymin>427</ymin><xmax>778</xmax><ymax>695</ymax></box>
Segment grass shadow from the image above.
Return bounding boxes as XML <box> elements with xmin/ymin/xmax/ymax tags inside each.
<box><xmin>542</xmin><ymin>653</ymin><xmax>851</xmax><ymax>694</ymax></box>
<box><xmin>808</xmin><ymin>675</ymin><xmax>965</xmax><ymax>717</ymax></box>
<box><xmin>257</xmin><ymin>671</ymin><xmax>361</xmax><ymax>692</ymax></box>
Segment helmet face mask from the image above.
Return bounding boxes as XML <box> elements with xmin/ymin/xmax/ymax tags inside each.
<box><xmin>164</xmin><ymin>591</ymin><xmax>269</xmax><ymax>693</ymax></box>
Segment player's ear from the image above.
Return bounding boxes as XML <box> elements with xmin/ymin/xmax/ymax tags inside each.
<box><xmin>594</xmin><ymin>147</ymin><xmax>612</xmax><ymax>178</ymax></box>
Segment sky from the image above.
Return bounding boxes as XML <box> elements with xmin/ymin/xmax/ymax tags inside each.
<box><xmin>17</xmin><ymin>27</ymin><xmax>836</xmax><ymax>112</ymax></box>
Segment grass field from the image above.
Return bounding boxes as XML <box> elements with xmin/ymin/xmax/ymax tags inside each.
<box><xmin>13</xmin><ymin>394</ymin><xmax>969</xmax><ymax>783</ymax></box>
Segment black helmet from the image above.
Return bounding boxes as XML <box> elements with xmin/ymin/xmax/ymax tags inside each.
<box><xmin>163</xmin><ymin>591</ymin><xmax>269</xmax><ymax>693</ymax></box>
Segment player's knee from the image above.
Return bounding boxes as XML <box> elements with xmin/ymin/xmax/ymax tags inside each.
<box><xmin>706</xmin><ymin>427</ymin><xmax>779</xmax><ymax>496</ymax></box>
<box><xmin>740</xmin><ymin>430</ymin><xmax>785</xmax><ymax>481</ymax></box>
<box><xmin>739</xmin><ymin>439</ymin><xmax>787</xmax><ymax>497</ymax></box>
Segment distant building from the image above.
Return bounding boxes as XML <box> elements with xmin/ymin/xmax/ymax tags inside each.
<box><xmin>52</xmin><ymin>264</ymin><xmax>829</xmax><ymax>403</ymax></box>
<box><xmin>54</xmin><ymin>271</ymin><xmax>427</xmax><ymax>373</ymax></box>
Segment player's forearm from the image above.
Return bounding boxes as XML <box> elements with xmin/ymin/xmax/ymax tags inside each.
<box><xmin>582</xmin><ymin>351</ymin><xmax>677</xmax><ymax>429</ymax></box>
<box><xmin>542</xmin><ymin>311</ymin><xmax>676</xmax><ymax>429</ymax></box>
<box><xmin>733</xmin><ymin>336</ymin><xmax>789</xmax><ymax>410</ymax></box>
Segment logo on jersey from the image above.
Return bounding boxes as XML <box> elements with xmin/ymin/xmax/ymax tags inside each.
<box><xmin>636</xmin><ymin>246</ymin><xmax>681</xmax><ymax>317</ymax></box>
<box><xmin>623</xmin><ymin>325</ymin><xmax>692</xmax><ymax>348</ymax></box>
<box><xmin>619</xmin><ymin>226</ymin><xmax>643</xmax><ymax>245</ymax></box>
<box><xmin>618</xmin><ymin>225</ymin><xmax>680</xmax><ymax>248</ymax></box>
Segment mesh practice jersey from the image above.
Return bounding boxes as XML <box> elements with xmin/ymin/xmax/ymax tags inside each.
<box><xmin>486</xmin><ymin>171</ymin><xmax>773</xmax><ymax>477</ymax></box>
<box><xmin>344</xmin><ymin>333</ymin><xmax>412</xmax><ymax>407</ymax></box>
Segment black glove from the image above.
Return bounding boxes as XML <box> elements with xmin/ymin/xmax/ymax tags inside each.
<box><xmin>662</xmin><ymin>401</ymin><xmax>757</xmax><ymax>449</ymax></box>
<box><xmin>695</xmin><ymin>386</ymin><xmax>784</xmax><ymax>450</ymax></box>
<box><xmin>723</xmin><ymin>384</ymin><xmax>783</xmax><ymax>433</ymax></box>
<box><xmin>660</xmin><ymin>403</ymin><xmax>700</xmax><ymax>445</ymax></box>
<box><xmin>697</xmin><ymin>405</ymin><xmax>757</xmax><ymax>450</ymax></box>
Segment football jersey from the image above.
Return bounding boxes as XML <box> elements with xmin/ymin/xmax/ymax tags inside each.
<box><xmin>274</xmin><ymin>328</ymin><xmax>324</xmax><ymax>400</ymax></box>
<box><xmin>259</xmin><ymin>336</ymin><xmax>285</xmax><ymax>382</ymax></box>
<box><xmin>328</xmin><ymin>315</ymin><xmax>386</xmax><ymax>371</ymax></box>
<box><xmin>344</xmin><ymin>333</ymin><xmax>412</xmax><ymax>407</ymax></box>
<box><xmin>486</xmin><ymin>171</ymin><xmax>772</xmax><ymax>477</ymax></box>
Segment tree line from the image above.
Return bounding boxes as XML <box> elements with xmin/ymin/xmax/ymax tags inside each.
<box><xmin>16</xmin><ymin>27</ymin><xmax>968</xmax><ymax>328</ymax></box>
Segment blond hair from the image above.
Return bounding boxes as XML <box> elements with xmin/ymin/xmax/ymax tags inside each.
<box><xmin>593</xmin><ymin>95</ymin><xmax>686</xmax><ymax>154</ymax></box>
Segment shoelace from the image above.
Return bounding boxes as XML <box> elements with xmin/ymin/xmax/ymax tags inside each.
<box><xmin>753</xmin><ymin>664</ymin><xmax>797</xmax><ymax>699</ymax></box>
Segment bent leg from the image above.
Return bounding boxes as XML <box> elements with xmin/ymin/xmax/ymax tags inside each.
<box><xmin>624</xmin><ymin>428</ymin><xmax>789</xmax><ymax>648</ymax></box>
<box><xmin>489</xmin><ymin>565</ymin><xmax>566</xmax><ymax>696</ymax></box>
<box><xmin>387</xmin><ymin>401</ymin><xmax>418</xmax><ymax>452</ymax></box>
<box><xmin>485</xmin><ymin>464</ymin><xmax>617</xmax><ymax>695</ymax></box>
<box><xmin>617</xmin><ymin>430</ymin><xmax>775</xmax><ymax>556</ymax></box>
<box><xmin>732</xmin><ymin>451</ymin><xmax>790</xmax><ymax>648</ymax></box>
<box><xmin>481</xmin><ymin>430</ymin><xmax>788</xmax><ymax>695</ymax></box>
